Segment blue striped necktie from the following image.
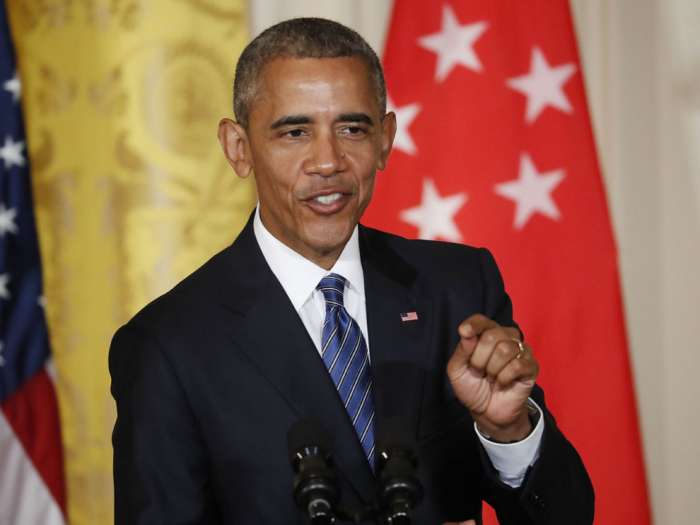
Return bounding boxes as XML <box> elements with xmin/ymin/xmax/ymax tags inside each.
<box><xmin>317</xmin><ymin>273</ymin><xmax>375</xmax><ymax>464</ymax></box>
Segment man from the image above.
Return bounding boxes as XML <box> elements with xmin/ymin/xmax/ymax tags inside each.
<box><xmin>110</xmin><ymin>18</ymin><xmax>593</xmax><ymax>524</ymax></box>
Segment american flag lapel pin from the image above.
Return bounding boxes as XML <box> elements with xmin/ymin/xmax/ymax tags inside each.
<box><xmin>400</xmin><ymin>311</ymin><xmax>419</xmax><ymax>322</ymax></box>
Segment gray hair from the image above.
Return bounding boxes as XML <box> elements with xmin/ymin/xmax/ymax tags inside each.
<box><xmin>233</xmin><ymin>17</ymin><xmax>387</xmax><ymax>128</ymax></box>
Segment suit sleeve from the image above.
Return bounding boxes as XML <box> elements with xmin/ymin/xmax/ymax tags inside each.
<box><xmin>109</xmin><ymin>322</ymin><xmax>219</xmax><ymax>525</ymax></box>
<box><xmin>476</xmin><ymin>248</ymin><xmax>595</xmax><ymax>524</ymax></box>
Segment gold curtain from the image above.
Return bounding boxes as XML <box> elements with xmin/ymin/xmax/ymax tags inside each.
<box><xmin>6</xmin><ymin>2</ymin><xmax>254</xmax><ymax>523</ymax></box>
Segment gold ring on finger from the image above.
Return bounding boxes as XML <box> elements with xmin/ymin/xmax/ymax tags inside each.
<box><xmin>512</xmin><ymin>338</ymin><xmax>526</xmax><ymax>359</ymax></box>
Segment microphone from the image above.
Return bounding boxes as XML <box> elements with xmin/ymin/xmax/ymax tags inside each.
<box><xmin>287</xmin><ymin>418</ymin><xmax>339</xmax><ymax>524</ymax></box>
<box><xmin>376</xmin><ymin>420</ymin><xmax>423</xmax><ymax>525</ymax></box>
<box><xmin>374</xmin><ymin>364</ymin><xmax>424</xmax><ymax>525</ymax></box>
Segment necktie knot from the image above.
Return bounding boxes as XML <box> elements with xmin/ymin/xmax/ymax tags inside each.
<box><xmin>317</xmin><ymin>273</ymin><xmax>346</xmax><ymax>308</ymax></box>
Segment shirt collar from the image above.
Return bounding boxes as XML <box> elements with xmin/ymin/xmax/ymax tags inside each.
<box><xmin>253</xmin><ymin>206</ymin><xmax>365</xmax><ymax>312</ymax></box>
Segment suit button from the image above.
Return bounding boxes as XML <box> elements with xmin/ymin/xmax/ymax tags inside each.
<box><xmin>529</xmin><ymin>492</ymin><xmax>545</xmax><ymax>509</ymax></box>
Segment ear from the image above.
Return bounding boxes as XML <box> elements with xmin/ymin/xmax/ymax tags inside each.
<box><xmin>218</xmin><ymin>118</ymin><xmax>253</xmax><ymax>178</ymax></box>
<box><xmin>377</xmin><ymin>111</ymin><xmax>397</xmax><ymax>171</ymax></box>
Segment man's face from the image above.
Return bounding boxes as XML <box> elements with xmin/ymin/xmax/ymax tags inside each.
<box><xmin>232</xmin><ymin>57</ymin><xmax>395</xmax><ymax>269</ymax></box>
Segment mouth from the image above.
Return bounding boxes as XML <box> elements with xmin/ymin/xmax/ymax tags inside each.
<box><xmin>304</xmin><ymin>190</ymin><xmax>352</xmax><ymax>215</ymax></box>
<box><xmin>313</xmin><ymin>192</ymin><xmax>343</xmax><ymax>205</ymax></box>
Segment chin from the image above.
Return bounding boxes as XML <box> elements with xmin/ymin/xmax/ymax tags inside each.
<box><xmin>306</xmin><ymin>224</ymin><xmax>353</xmax><ymax>254</ymax></box>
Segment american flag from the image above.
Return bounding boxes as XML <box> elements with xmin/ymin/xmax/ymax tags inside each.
<box><xmin>0</xmin><ymin>3</ymin><xmax>66</xmax><ymax>523</ymax></box>
<box><xmin>400</xmin><ymin>311</ymin><xmax>419</xmax><ymax>322</ymax></box>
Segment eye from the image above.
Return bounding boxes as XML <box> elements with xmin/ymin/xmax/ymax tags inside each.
<box><xmin>284</xmin><ymin>128</ymin><xmax>306</xmax><ymax>138</ymax></box>
<box><xmin>340</xmin><ymin>125</ymin><xmax>367</xmax><ymax>137</ymax></box>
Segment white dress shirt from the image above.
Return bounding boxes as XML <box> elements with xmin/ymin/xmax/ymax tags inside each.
<box><xmin>252</xmin><ymin>207</ymin><xmax>542</xmax><ymax>487</ymax></box>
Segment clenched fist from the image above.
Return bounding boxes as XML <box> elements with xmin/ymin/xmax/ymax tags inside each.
<box><xmin>447</xmin><ymin>314</ymin><xmax>539</xmax><ymax>442</ymax></box>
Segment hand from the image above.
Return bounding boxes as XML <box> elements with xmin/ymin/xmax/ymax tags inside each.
<box><xmin>446</xmin><ymin>314</ymin><xmax>539</xmax><ymax>442</ymax></box>
<box><xmin>443</xmin><ymin>521</ymin><xmax>476</xmax><ymax>525</ymax></box>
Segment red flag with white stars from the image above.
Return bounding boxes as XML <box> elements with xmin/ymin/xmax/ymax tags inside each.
<box><xmin>364</xmin><ymin>1</ymin><xmax>652</xmax><ymax>523</ymax></box>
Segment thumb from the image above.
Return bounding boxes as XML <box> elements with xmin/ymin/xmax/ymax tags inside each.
<box><xmin>446</xmin><ymin>334</ymin><xmax>477</xmax><ymax>381</ymax></box>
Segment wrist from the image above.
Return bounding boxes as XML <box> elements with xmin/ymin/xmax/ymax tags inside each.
<box><xmin>475</xmin><ymin>401</ymin><xmax>539</xmax><ymax>443</ymax></box>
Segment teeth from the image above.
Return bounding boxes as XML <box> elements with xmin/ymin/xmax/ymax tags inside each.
<box><xmin>314</xmin><ymin>193</ymin><xmax>342</xmax><ymax>205</ymax></box>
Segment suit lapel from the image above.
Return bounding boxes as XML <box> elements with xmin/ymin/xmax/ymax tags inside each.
<box><xmin>359</xmin><ymin>227</ymin><xmax>434</xmax><ymax>445</ymax></box>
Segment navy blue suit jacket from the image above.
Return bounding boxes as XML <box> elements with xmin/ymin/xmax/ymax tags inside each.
<box><xmin>110</xmin><ymin>216</ymin><xmax>593</xmax><ymax>524</ymax></box>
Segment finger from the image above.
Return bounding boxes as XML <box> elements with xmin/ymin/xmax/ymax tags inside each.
<box><xmin>458</xmin><ymin>313</ymin><xmax>498</xmax><ymax>339</ymax></box>
<box><xmin>484</xmin><ymin>338</ymin><xmax>521</xmax><ymax>379</ymax></box>
<box><xmin>442</xmin><ymin>521</ymin><xmax>476</xmax><ymax>525</ymax></box>
<box><xmin>495</xmin><ymin>349</ymin><xmax>540</xmax><ymax>387</ymax></box>
<box><xmin>449</xmin><ymin>315</ymin><xmax>496</xmax><ymax>378</ymax></box>
<box><xmin>468</xmin><ymin>326</ymin><xmax>515</xmax><ymax>373</ymax></box>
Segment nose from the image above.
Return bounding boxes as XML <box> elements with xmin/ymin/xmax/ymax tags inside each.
<box><xmin>303</xmin><ymin>132</ymin><xmax>346</xmax><ymax>177</ymax></box>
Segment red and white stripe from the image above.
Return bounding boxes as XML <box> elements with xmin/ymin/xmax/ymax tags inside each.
<box><xmin>1</xmin><ymin>365</ymin><xmax>66</xmax><ymax>524</ymax></box>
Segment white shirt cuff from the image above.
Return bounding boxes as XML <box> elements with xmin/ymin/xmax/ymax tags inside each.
<box><xmin>474</xmin><ymin>399</ymin><xmax>544</xmax><ymax>488</ymax></box>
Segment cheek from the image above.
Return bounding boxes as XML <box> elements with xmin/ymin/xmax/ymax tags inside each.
<box><xmin>357</xmin><ymin>161</ymin><xmax>377</xmax><ymax>191</ymax></box>
<box><xmin>359</xmin><ymin>180</ymin><xmax>376</xmax><ymax>211</ymax></box>
<box><xmin>267</xmin><ymin>155</ymin><xmax>307</xmax><ymax>196</ymax></box>
<box><xmin>254</xmin><ymin>159</ymin><xmax>297</xmax><ymax>200</ymax></box>
<box><xmin>352</xmin><ymin>175</ymin><xmax>376</xmax><ymax>218</ymax></box>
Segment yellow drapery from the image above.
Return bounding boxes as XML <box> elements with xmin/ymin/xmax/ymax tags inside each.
<box><xmin>7</xmin><ymin>2</ymin><xmax>254</xmax><ymax>523</ymax></box>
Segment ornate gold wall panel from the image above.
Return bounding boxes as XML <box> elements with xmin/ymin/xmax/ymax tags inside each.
<box><xmin>6</xmin><ymin>2</ymin><xmax>253</xmax><ymax>523</ymax></box>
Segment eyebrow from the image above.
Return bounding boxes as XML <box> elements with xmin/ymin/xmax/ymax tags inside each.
<box><xmin>270</xmin><ymin>115</ymin><xmax>311</xmax><ymax>129</ymax></box>
<box><xmin>270</xmin><ymin>112</ymin><xmax>375</xmax><ymax>130</ymax></box>
<box><xmin>337</xmin><ymin>113</ymin><xmax>374</xmax><ymax>126</ymax></box>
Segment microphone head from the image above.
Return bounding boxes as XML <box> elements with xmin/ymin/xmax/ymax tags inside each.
<box><xmin>373</xmin><ymin>364</ymin><xmax>425</xmax><ymax>519</ymax></box>
<box><xmin>287</xmin><ymin>419</ymin><xmax>340</xmax><ymax>519</ymax></box>
<box><xmin>287</xmin><ymin>418</ymin><xmax>332</xmax><ymax>465</ymax></box>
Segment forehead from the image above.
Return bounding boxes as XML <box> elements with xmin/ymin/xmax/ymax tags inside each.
<box><xmin>250</xmin><ymin>57</ymin><xmax>378</xmax><ymax>121</ymax></box>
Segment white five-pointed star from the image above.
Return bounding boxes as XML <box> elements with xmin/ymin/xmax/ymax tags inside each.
<box><xmin>506</xmin><ymin>47</ymin><xmax>577</xmax><ymax>124</ymax></box>
<box><xmin>0</xmin><ymin>274</ymin><xmax>9</xmax><ymax>300</ymax></box>
<box><xmin>495</xmin><ymin>154</ymin><xmax>565</xmax><ymax>229</ymax></box>
<box><xmin>3</xmin><ymin>72</ymin><xmax>21</xmax><ymax>103</ymax></box>
<box><xmin>400</xmin><ymin>178</ymin><xmax>467</xmax><ymax>241</ymax></box>
<box><xmin>0</xmin><ymin>135</ymin><xmax>26</xmax><ymax>169</ymax></box>
<box><xmin>387</xmin><ymin>96</ymin><xmax>421</xmax><ymax>156</ymax></box>
<box><xmin>0</xmin><ymin>204</ymin><xmax>18</xmax><ymax>236</ymax></box>
<box><xmin>418</xmin><ymin>5</ymin><xmax>488</xmax><ymax>82</ymax></box>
